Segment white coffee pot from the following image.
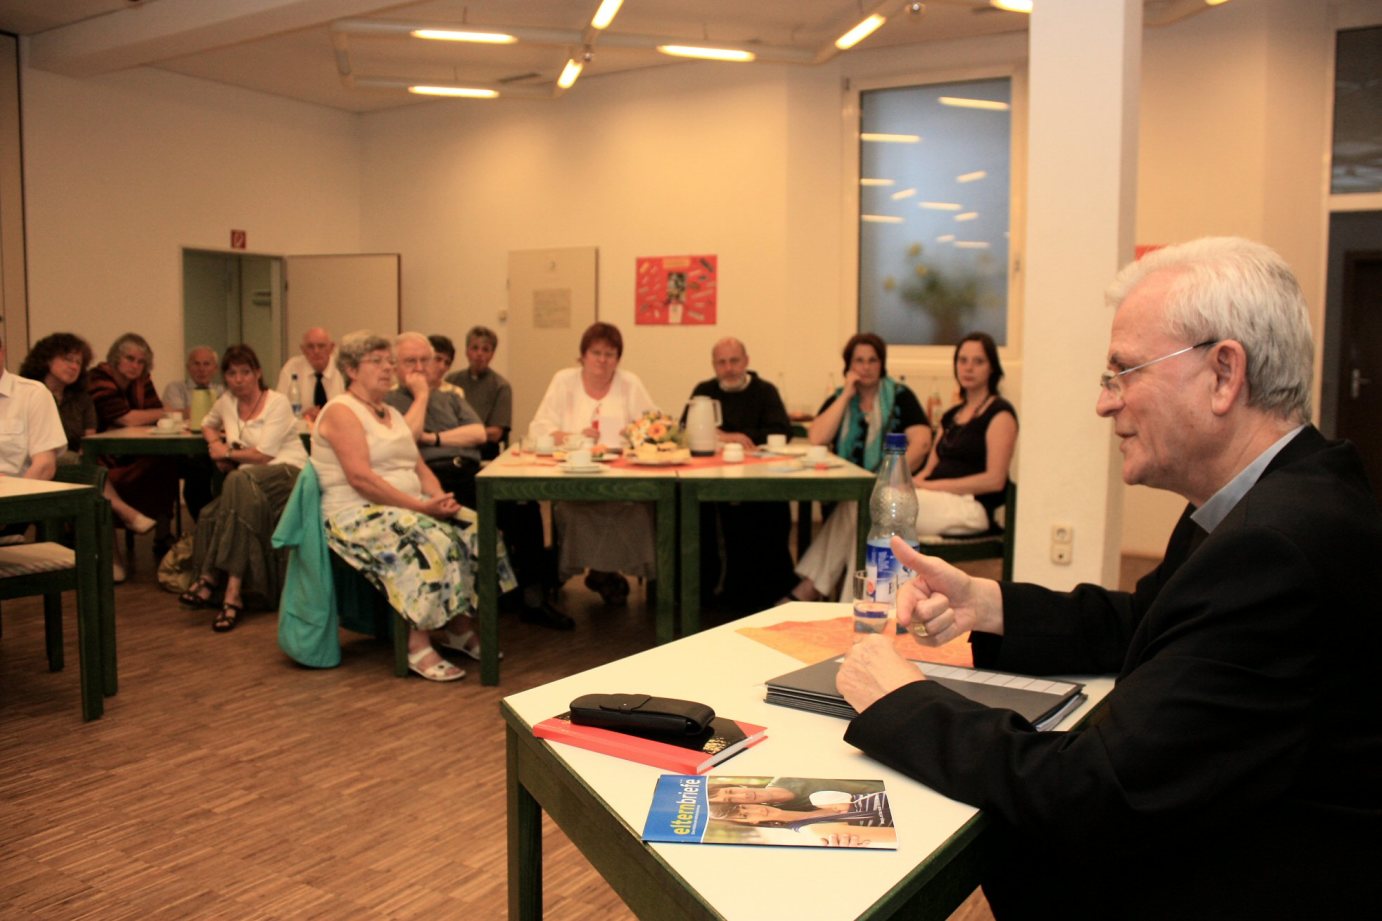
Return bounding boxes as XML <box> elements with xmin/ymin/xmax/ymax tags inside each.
<box><xmin>683</xmin><ymin>396</ymin><xmax>722</xmax><ymax>456</ymax></box>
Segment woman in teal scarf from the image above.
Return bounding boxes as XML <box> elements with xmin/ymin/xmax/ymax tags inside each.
<box><xmin>788</xmin><ymin>333</ymin><xmax>931</xmax><ymax>602</ymax></box>
<box><xmin>808</xmin><ymin>333</ymin><xmax>930</xmax><ymax>473</ymax></box>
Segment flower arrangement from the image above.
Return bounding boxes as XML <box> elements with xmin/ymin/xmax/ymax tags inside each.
<box><xmin>623</xmin><ymin>410</ymin><xmax>683</xmax><ymax>449</ymax></box>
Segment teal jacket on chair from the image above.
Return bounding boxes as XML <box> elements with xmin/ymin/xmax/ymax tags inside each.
<box><xmin>272</xmin><ymin>461</ymin><xmax>340</xmax><ymax>668</ymax></box>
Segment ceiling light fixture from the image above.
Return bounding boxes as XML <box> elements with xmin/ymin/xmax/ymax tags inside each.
<box><xmin>835</xmin><ymin>14</ymin><xmax>886</xmax><ymax>50</ymax></box>
<box><xmin>919</xmin><ymin>201</ymin><xmax>962</xmax><ymax>210</ymax></box>
<box><xmin>891</xmin><ymin>188</ymin><xmax>917</xmax><ymax>201</ymax></box>
<box><xmin>955</xmin><ymin>212</ymin><xmax>979</xmax><ymax>221</ymax></box>
<box><xmin>408</xmin><ymin>85</ymin><xmax>500</xmax><ymax>98</ymax></box>
<box><xmin>657</xmin><ymin>45</ymin><xmax>756</xmax><ymax>62</ymax></box>
<box><xmin>861</xmin><ymin>132</ymin><xmax>920</xmax><ymax>143</ymax></box>
<box><xmin>860</xmin><ymin>178</ymin><xmax>896</xmax><ymax>186</ymax></box>
<box><xmin>938</xmin><ymin>96</ymin><xmax>1010</xmax><ymax>111</ymax></box>
<box><xmin>411</xmin><ymin>29</ymin><xmax>517</xmax><ymax>44</ymax></box>
<box><xmin>591</xmin><ymin>0</ymin><xmax>625</xmax><ymax>30</ymax></box>
<box><xmin>1205</xmin><ymin>0</ymin><xmax>1232</xmax><ymax>6</ymax></box>
<box><xmin>956</xmin><ymin>170</ymin><xmax>988</xmax><ymax>183</ymax></box>
<box><xmin>955</xmin><ymin>241</ymin><xmax>991</xmax><ymax>249</ymax></box>
<box><xmin>862</xmin><ymin>214</ymin><xmax>905</xmax><ymax>224</ymax></box>
<box><xmin>558</xmin><ymin>59</ymin><xmax>584</xmax><ymax>89</ymax></box>
<box><xmin>990</xmin><ymin>0</ymin><xmax>1033</xmax><ymax>13</ymax></box>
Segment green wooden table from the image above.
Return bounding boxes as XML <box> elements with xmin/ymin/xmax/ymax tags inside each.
<box><xmin>676</xmin><ymin>457</ymin><xmax>875</xmax><ymax>634</ymax></box>
<box><xmin>476</xmin><ymin>457</ymin><xmax>678</xmax><ymax>685</ymax></box>
<box><xmin>80</xmin><ymin>425</ymin><xmax>209</xmax><ymax>463</ymax></box>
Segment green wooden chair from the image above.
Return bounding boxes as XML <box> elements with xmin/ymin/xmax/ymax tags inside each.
<box><xmin>0</xmin><ymin>464</ymin><xmax>116</xmax><ymax>719</ymax></box>
<box><xmin>917</xmin><ymin>481</ymin><xmax>1017</xmax><ymax>580</ymax></box>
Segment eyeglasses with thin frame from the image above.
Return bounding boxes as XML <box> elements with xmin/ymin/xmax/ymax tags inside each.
<box><xmin>361</xmin><ymin>354</ymin><xmax>395</xmax><ymax>368</ymax></box>
<box><xmin>1099</xmin><ymin>340</ymin><xmax>1217</xmax><ymax>397</ymax></box>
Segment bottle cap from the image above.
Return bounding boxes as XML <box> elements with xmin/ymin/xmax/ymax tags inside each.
<box><xmin>885</xmin><ymin>432</ymin><xmax>908</xmax><ymax>451</ymax></box>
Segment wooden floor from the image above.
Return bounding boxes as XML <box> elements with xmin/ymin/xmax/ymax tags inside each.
<box><xmin>0</xmin><ymin>532</ymin><xmax>1157</xmax><ymax>921</ymax></box>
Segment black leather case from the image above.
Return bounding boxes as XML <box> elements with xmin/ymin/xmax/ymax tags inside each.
<box><xmin>568</xmin><ymin>693</ymin><xmax>716</xmax><ymax>736</ymax></box>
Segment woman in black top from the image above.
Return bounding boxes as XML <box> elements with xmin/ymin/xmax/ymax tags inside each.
<box><xmin>913</xmin><ymin>332</ymin><xmax>1018</xmax><ymax>534</ymax></box>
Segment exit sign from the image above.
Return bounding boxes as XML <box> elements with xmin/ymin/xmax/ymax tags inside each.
<box><xmin>230</xmin><ymin>229</ymin><xmax>247</xmax><ymax>250</ymax></box>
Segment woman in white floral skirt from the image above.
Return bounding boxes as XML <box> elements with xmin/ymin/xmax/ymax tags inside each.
<box><xmin>313</xmin><ymin>330</ymin><xmax>514</xmax><ymax>682</ymax></box>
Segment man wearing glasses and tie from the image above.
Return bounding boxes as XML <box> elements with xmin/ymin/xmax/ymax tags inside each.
<box><xmin>838</xmin><ymin>237</ymin><xmax>1380</xmax><ymax>918</ymax></box>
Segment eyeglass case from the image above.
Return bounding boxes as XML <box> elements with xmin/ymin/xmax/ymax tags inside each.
<box><xmin>569</xmin><ymin>693</ymin><xmax>716</xmax><ymax>737</ymax></box>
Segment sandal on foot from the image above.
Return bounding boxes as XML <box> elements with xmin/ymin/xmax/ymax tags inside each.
<box><xmin>436</xmin><ymin>628</ymin><xmax>501</xmax><ymax>662</ymax></box>
<box><xmin>179</xmin><ymin>577</ymin><xmax>218</xmax><ymax>609</ymax></box>
<box><xmin>408</xmin><ymin>646</ymin><xmax>465</xmax><ymax>682</ymax></box>
<box><xmin>212</xmin><ymin>602</ymin><xmax>242</xmax><ymax>632</ymax></box>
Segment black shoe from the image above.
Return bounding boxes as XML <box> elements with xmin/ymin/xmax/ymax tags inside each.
<box><xmin>520</xmin><ymin>602</ymin><xmax>575</xmax><ymax>630</ymax></box>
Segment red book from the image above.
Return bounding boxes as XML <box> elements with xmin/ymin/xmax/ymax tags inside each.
<box><xmin>533</xmin><ymin>712</ymin><xmax>767</xmax><ymax>774</ymax></box>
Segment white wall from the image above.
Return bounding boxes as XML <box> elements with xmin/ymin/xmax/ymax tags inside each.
<box><xmin>1121</xmin><ymin>0</ymin><xmax>1334</xmax><ymax>556</ymax></box>
<box><xmin>22</xmin><ymin>65</ymin><xmax>363</xmax><ymax>378</ymax></box>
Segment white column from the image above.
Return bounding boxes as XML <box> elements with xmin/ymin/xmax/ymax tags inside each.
<box><xmin>1013</xmin><ymin>0</ymin><xmax>1140</xmax><ymax>589</ymax></box>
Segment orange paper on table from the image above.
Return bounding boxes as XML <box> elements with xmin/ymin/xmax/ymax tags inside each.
<box><xmin>737</xmin><ymin>616</ymin><xmax>973</xmax><ymax>667</ymax></box>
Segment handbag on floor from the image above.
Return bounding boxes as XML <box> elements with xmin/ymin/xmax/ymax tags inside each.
<box><xmin>156</xmin><ymin>533</ymin><xmax>197</xmax><ymax>593</ymax></box>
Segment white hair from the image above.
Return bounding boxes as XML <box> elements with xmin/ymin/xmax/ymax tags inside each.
<box><xmin>393</xmin><ymin>331</ymin><xmax>433</xmax><ymax>354</ymax></box>
<box><xmin>1105</xmin><ymin>237</ymin><xmax>1314</xmax><ymax>423</ymax></box>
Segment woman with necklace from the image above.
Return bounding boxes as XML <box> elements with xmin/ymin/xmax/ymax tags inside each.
<box><xmin>785</xmin><ymin>333</ymin><xmax>931</xmax><ymax>602</ymax></box>
<box><xmin>529</xmin><ymin>322</ymin><xmax>657</xmax><ymax>609</ymax></box>
<box><xmin>179</xmin><ymin>344</ymin><xmax>307</xmax><ymax>631</ymax></box>
<box><xmin>912</xmin><ymin>332</ymin><xmax>1018</xmax><ymax>535</ymax></box>
<box><xmin>312</xmin><ymin>331</ymin><xmax>513</xmax><ymax>681</ymax></box>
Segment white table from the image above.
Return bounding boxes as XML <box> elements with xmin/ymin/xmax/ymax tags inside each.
<box><xmin>502</xmin><ymin>601</ymin><xmax>1113</xmax><ymax>920</ymax></box>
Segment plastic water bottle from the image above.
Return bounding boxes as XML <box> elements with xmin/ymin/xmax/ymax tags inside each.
<box><xmin>288</xmin><ymin>373</ymin><xmax>302</xmax><ymax>418</ymax></box>
<box><xmin>865</xmin><ymin>432</ymin><xmax>919</xmax><ymax>605</ymax></box>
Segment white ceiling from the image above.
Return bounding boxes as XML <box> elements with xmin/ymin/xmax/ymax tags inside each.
<box><xmin>0</xmin><ymin>0</ymin><xmax>1222</xmax><ymax>113</ymax></box>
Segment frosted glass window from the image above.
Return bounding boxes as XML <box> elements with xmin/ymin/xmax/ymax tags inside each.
<box><xmin>858</xmin><ymin>78</ymin><xmax>1011</xmax><ymax>345</ymax></box>
<box><xmin>1332</xmin><ymin>26</ymin><xmax>1382</xmax><ymax>194</ymax></box>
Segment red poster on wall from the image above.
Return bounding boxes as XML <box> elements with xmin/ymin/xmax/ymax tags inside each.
<box><xmin>635</xmin><ymin>255</ymin><xmax>717</xmax><ymax>325</ymax></box>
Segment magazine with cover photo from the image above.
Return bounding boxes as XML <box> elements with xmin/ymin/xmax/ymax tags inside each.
<box><xmin>641</xmin><ymin>774</ymin><xmax>897</xmax><ymax>850</ymax></box>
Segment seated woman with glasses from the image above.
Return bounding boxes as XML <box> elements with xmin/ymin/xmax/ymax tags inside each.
<box><xmin>313</xmin><ymin>330</ymin><xmax>513</xmax><ymax>682</ymax></box>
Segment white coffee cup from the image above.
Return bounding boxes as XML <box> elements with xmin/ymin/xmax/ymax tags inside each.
<box><xmin>722</xmin><ymin>443</ymin><xmax>744</xmax><ymax>463</ymax></box>
<box><xmin>535</xmin><ymin>433</ymin><xmax>556</xmax><ymax>453</ymax></box>
<box><xmin>766</xmin><ymin>433</ymin><xmax>787</xmax><ymax>450</ymax></box>
<box><xmin>563</xmin><ymin>432</ymin><xmax>585</xmax><ymax>450</ymax></box>
<box><xmin>156</xmin><ymin>414</ymin><xmax>180</xmax><ymax>433</ymax></box>
<box><xmin>567</xmin><ymin>448</ymin><xmax>592</xmax><ymax>467</ymax></box>
<box><xmin>806</xmin><ymin>444</ymin><xmax>829</xmax><ymax>464</ymax></box>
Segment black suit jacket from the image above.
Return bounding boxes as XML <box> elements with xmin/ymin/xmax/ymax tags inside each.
<box><xmin>845</xmin><ymin>427</ymin><xmax>1382</xmax><ymax>919</ymax></box>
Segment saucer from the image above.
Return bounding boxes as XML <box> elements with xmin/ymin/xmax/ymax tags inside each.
<box><xmin>559</xmin><ymin>463</ymin><xmax>603</xmax><ymax>475</ymax></box>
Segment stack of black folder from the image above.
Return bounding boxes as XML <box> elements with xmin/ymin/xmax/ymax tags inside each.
<box><xmin>765</xmin><ymin>657</ymin><xmax>1087</xmax><ymax>732</ymax></box>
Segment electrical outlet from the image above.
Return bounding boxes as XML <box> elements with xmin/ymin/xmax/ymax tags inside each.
<box><xmin>1051</xmin><ymin>523</ymin><xmax>1074</xmax><ymax>544</ymax></box>
<box><xmin>1051</xmin><ymin>543</ymin><xmax>1073</xmax><ymax>565</ymax></box>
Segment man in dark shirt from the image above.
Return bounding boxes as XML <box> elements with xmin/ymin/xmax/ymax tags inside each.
<box><xmin>682</xmin><ymin>338</ymin><xmax>795</xmax><ymax>613</ymax></box>
<box><xmin>838</xmin><ymin>238</ymin><xmax>1382</xmax><ymax>919</ymax></box>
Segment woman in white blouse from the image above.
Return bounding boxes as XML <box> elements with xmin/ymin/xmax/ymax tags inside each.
<box><xmin>178</xmin><ymin>344</ymin><xmax>308</xmax><ymax>631</ymax></box>
<box><xmin>529</xmin><ymin>322</ymin><xmax>657</xmax><ymax>607</ymax></box>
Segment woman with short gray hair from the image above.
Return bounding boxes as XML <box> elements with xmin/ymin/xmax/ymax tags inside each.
<box><xmin>313</xmin><ymin>330</ymin><xmax>514</xmax><ymax>682</ymax></box>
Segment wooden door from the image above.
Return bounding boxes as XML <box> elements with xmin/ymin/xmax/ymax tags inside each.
<box><xmin>283</xmin><ymin>254</ymin><xmax>400</xmax><ymax>354</ymax></box>
<box><xmin>1337</xmin><ymin>250</ymin><xmax>1382</xmax><ymax>493</ymax></box>
<box><xmin>505</xmin><ymin>247</ymin><xmax>599</xmax><ymax>436</ymax></box>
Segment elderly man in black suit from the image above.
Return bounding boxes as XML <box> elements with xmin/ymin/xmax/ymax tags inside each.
<box><xmin>838</xmin><ymin>237</ymin><xmax>1381</xmax><ymax>919</ymax></box>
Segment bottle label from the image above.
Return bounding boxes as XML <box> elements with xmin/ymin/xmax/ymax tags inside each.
<box><xmin>865</xmin><ymin>540</ymin><xmax>917</xmax><ymax>605</ymax></box>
